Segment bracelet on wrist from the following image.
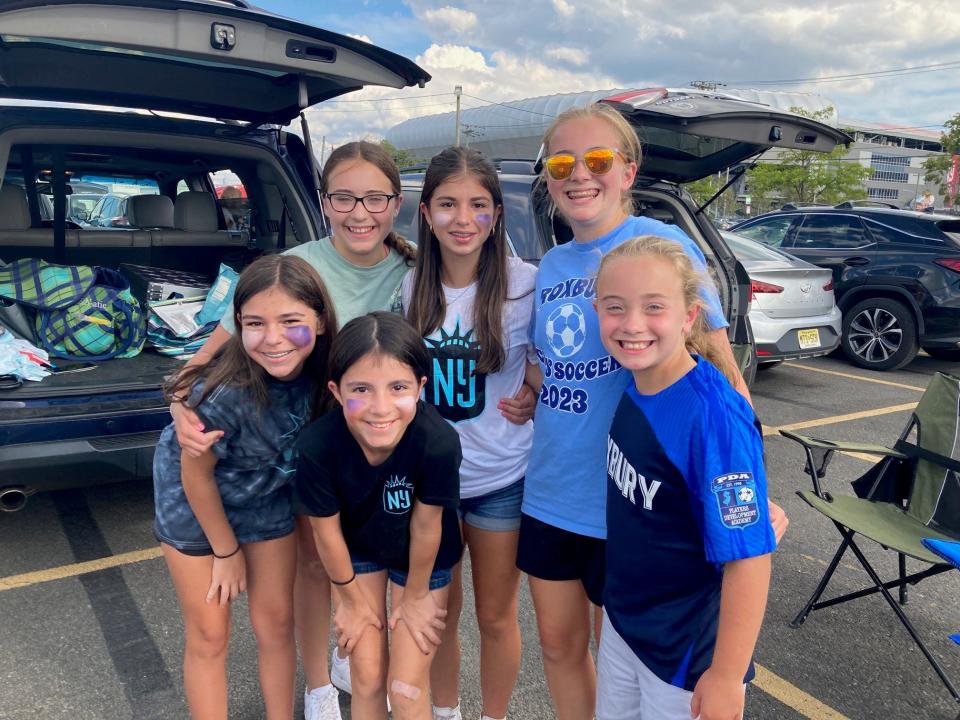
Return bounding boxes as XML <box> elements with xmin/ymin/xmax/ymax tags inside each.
<box><xmin>330</xmin><ymin>572</ymin><xmax>356</xmax><ymax>586</ymax></box>
<box><xmin>213</xmin><ymin>544</ymin><xmax>241</xmax><ymax>559</ymax></box>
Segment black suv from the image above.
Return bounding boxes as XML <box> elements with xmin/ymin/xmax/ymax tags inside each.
<box><xmin>731</xmin><ymin>205</ymin><xmax>960</xmax><ymax>370</ymax></box>
<box><xmin>0</xmin><ymin>0</ymin><xmax>429</xmax><ymax>506</ymax></box>
<box><xmin>396</xmin><ymin>88</ymin><xmax>851</xmax><ymax>389</ymax></box>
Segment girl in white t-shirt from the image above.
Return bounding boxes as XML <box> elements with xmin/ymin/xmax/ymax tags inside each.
<box><xmin>402</xmin><ymin>146</ymin><xmax>537</xmax><ymax>720</ymax></box>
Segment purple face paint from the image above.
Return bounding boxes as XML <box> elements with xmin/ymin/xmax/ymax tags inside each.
<box><xmin>285</xmin><ymin>325</ymin><xmax>313</xmax><ymax>348</ymax></box>
<box><xmin>475</xmin><ymin>213</ymin><xmax>492</xmax><ymax>228</ymax></box>
<box><xmin>346</xmin><ymin>399</ymin><xmax>366</xmax><ymax>413</ymax></box>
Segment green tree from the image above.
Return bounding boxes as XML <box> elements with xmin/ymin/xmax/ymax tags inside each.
<box><xmin>379</xmin><ymin>139</ymin><xmax>420</xmax><ymax>169</ymax></box>
<box><xmin>746</xmin><ymin>107</ymin><xmax>871</xmax><ymax>208</ymax></box>
<box><xmin>921</xmin><ymin>114</ymin><xmax>960</xmax><ymax>207</ymax></box>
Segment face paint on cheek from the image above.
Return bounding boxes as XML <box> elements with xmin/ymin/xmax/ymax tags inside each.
<box><xmin>393</xmin><ymin>396</ymin><xmax>417</xmax><ymax>412</ymax></box>
<box><xmin>346</xmin><ymin>399</ymin><xmax>367</xmax><ymax>413</ymax></box>
<box><xmin>475</xmin><ymin>213</ymin><xmax>492</xmax><ymax>228</ymax></box>
<box><xmin>241</xmin><ymin>329</ymin><xmax>265</xmax><ymax>353</ymax></box>
<box><xmin>284</xmin><ymin>325</ymin><xmax>313</xmax><ymax>348</ymax></box>
<box><xmin>430</xmin><ymin>211</ymin><xmax>454</xmax><ymax>228</ymax></box>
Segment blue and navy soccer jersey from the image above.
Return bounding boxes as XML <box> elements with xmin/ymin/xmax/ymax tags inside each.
<box><xmin>603</xmin><ymin>356</ymin><xmax>775</xmax><ymax>691</ymax></box>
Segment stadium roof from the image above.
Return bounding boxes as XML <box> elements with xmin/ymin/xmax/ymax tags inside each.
<box><xmin>385</xmin><ymin>87</ymin><xmax>840</xmax><ymax>160</ymax></box>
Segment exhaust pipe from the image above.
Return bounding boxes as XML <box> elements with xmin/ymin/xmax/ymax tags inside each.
<box><xmin>0</xmin><ymin>486</ymin><xmax>31</xmax><ymax>512</ymax></box>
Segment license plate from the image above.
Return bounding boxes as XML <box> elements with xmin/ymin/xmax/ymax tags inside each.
<box><xmin>798</xmin><ymin>328</ymin><xmax>821</xmax><ymax>349</ymax></box>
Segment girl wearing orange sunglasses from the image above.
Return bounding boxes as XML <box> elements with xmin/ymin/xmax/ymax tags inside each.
<box><xmin>517</xmin><ymin>102</ymin><xmax>785</xmax><ymax>720</ymax></box>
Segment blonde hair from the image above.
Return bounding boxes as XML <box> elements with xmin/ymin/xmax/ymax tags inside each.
<box><xmin>541</xmin><ymin>103</ymin><xmax>642</xmax><ymax>216</ymax></box>
<box><xmin>596</xmin><ymin>235</ymin><xmax>738</xmax><ymax>385</ymax></box>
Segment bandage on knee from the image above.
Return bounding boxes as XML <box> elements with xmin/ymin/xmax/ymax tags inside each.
<box><xmin>390</xmin><ymin>680</ymin><xmax>421</xmax><ymax>700</ymax></box>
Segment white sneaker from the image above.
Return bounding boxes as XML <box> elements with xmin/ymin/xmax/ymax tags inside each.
<box><xmin>330</xmin><ymin>647</ymin><xmax>352</xmax><ymax>695</ymax></box>
<box><xmin>432</xmin><ymin>704</ymin><xmax>463</xmax><ymax>720</ymax></box>
<box><xmin>304</xmin><ymin>686</ymin><xmax>341</xmax><ymax>720</ymax></box>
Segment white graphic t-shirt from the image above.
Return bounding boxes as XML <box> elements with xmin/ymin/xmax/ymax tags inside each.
<box><xmin>402</xmin><ymin>257</ymin><xmax>537</xmax><ymax>498</ymax></box>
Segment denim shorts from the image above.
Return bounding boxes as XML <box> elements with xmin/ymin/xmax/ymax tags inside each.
<box><xmin>351</xmin><ymin>559</ymin><xmax>452</xmax><ymax>590</ymax></box>
<box><xmin>458</xmin><ymin>477</ymin><xmax>524</xmax><ymax>532</ymax></box>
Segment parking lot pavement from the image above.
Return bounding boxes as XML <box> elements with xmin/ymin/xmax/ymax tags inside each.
<box><xmin>1</xmin><ymin>353</ymin><xmax>959</xmax><ymax>719</ymax></box>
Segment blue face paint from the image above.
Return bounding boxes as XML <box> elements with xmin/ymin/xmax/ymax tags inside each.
<box><xmin>285</xmin><ymin>325</ymin><xmax>313</xmax><ymax>348</ymax></box>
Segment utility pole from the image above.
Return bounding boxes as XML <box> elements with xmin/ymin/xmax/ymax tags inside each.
<box><xmin>319</xmin><ymin>135</ymin><xmax>326</xmax><ymax>167</ymax></box>
<box><xmin>454</xmin><ymin>85</ymin><xmax>462</xmax><ymax>146</ymax></box>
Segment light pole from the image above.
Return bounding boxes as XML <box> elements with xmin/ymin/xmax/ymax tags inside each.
<box><xmin>454</xmin><ymin>85</ymin><xmax>462</xmax><ymax>146</ymax></box>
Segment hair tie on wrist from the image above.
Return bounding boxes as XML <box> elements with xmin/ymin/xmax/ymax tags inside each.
<box><xmin>213</xmin><ymin>545</ymin><xmax>241</xmax><ymax>559</ymax></box>
<box><xmin>330</xmin><ymin>572</ymin><xmax>356</xmax><ymax>586</ymax></box>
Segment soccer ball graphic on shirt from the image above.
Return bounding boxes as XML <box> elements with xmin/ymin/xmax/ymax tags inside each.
<box><xmin>545</xmin><ymin>303</ymin><xmax>586</xmax><ymax>358</ymax></box>
<box><xmin>738</xmin><ymin>486</ymin><xmax>755</xmax><ymax>504</ymax></box>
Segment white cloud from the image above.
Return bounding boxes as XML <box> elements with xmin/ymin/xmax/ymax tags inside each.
<box><xmin>347</xmin><ymin>33</ymin><xmax>373</xmax><ymax>43</ymax></box>
<box><xmin>422</xmin><ymin>6</ymin><xmax>479</xmax><ymax>37</ymax></box>
<box><xmin>544</xmin><ymin>47</ymin><xmax>589</xmax><ymax>66</ymax></box>
<box><xmin>552</xmin><ymin>0</ymin><xmax>575</xmax><ymax>16</ymax></box>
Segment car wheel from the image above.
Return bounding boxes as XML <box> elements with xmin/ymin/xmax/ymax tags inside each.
<box><xmin>922</xmin><ymin>346</ymin><xmax>960</xmax><ymax>362</ymax></box>
<box><xmin>841</xmin><ymin>298</ymin><xmax>918</xmax><ymax>371</ymax></box>
<box><xmin>757</xmin><ymin>360</ymin><xmax>783</xmax><ymax>371</ymax></box>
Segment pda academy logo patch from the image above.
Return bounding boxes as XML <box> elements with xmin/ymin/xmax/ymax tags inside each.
<box><xmin>383</xmin><ymin>475</ymin><xmax>414</xmax><ymax>515</ymax></box>
<box><xmin>711</xmin><ymin>472</ymin><xmax>759</xmax><ymax>529</ymax></box>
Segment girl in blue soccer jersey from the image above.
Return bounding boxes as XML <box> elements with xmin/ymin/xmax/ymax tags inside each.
<box><xmin>295</xmin><ymin>312</ymin><xmax>463</xmax><ymax>720</ymax></box>
<box><xmin>519</xmin><ymin>102</ymin><xmax>785</xmax><ymax>720</ymax></box>
<box><xmin>593</xmin><ymin>235</ymin><xmax>774</xmax><ymax>720</ymax></box>
<box><xmin>155</xmin><ymin>254</ymin><xmax>337</xmax><ymax>720</ymax></box>
<box><xmin>403</xmin><ymin>146</ymin><xmax>537</xmax><ymax>720</ymax></box>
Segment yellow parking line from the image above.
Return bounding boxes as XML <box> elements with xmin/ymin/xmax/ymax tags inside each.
<box><xmin>786</xmin><ymin>363</ymin><xmax>926</xmax><ymax>392</ymax></box>
<box><xmin>1</xmin><ymin>548</ymin><xmax>852</xmax><ymax>719</ymax></box>
<box><xmin>763</xmin><ymin>402</ymin><xmax>917</xmax><ymax>437</ymax></box>
<box><xmin>0</xmin><ymin>547</ymin><xmax>162</xmax><ymax>593</ymax></box>
<box><xmin>753</xmin><ymin>664</ymin><xmax>850</xmax><ymax>719</ymax></box>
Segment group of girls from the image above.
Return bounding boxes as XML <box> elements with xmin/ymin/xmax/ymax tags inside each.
<box><xmin>155</xmin><ymin>104</ymin><xmax>785</xmax><ymax>720</ymax></box>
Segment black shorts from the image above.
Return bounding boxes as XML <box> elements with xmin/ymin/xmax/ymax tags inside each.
<box><xmin>516</xmin><ymin>513</ymin><xmax>605</xmax><ymax>606</ymax></box>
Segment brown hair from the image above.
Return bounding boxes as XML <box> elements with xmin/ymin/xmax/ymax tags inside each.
<box><xmin>541</xmin><ymin>103</ymin><xmax>642</xmax><ymax>216</ymax></box>
<box><xmin>596</xmin><ymin>235</ymin><xmax>738</xmax><ymax>385</ymax></box>
<box><xmin>166</xmin><ymin>254</ymin><xmax>338</xmax><ymax>418</ymax></box>
<box><xmin>320</xmin><ymin>141</ymin><xmax>416</xmax><ymax>265</ymax></box>
<box><xmin>406</xmin><ymin>146</ymin><xmax>523</xmax><ymax>374</ymax></box>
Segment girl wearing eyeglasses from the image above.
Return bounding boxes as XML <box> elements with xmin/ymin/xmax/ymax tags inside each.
<box><xmin>518</xmin><ymin>103</ymin><xmax>785</xmax><ymax>720</ymax></box>
<box><xmin>171</xmin><ymin>141</ymin><xmax>415</xmax><ymax>720</ymax></box>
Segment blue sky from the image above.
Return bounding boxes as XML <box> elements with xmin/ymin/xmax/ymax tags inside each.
<box><xmin>256</xmin><ymin>1</ymin><xmax>960</xmax><ymax>149</ymax></box>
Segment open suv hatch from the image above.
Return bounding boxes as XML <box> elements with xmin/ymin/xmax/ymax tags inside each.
<box><xmin>0</xmin><ymin>0</ymin><xmax>429</xmax><ymax>507</ymax></box>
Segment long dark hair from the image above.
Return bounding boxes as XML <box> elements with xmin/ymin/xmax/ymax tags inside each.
<box><xmin>329</xmin><ymin>312</ymin><xmax>429</xmax><ymax>386</ymax></box>
<box><xmin>406</xmin><ymin>146</ymin><xmax>510</xmax><ymax>374</ymax></box>
<box><xmin>321</xmin><ymin>141</ymin><xmax>416</xmax><ymax>265</ymax></box>
<box><xmin>166</xmin><ymin>255</ymin><xmax>338</xmax><ymax>418</ymax></box>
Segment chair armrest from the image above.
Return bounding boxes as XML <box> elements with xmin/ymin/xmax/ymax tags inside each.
<box><xmin>779</xmin><ymin>430</ymin><xmax>908</xmax><ymax>458</ymax></box>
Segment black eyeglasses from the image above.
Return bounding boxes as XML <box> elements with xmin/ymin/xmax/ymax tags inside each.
<box><xmin>323</xmin><ymin>192</ymin><xmax>398</xmax><ymax>213</ymax></box>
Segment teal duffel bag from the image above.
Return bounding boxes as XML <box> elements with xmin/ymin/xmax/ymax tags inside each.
<box><xmin>0</xmin><ymin>259</ymin><xmax>146</xmax><ymax>360</ymax></box>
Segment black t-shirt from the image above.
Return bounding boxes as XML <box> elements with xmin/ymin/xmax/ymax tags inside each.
<box><xmin>294</xmin><ymin>401</ymin><xmax>463</xmax><ymax>572</ymax></box>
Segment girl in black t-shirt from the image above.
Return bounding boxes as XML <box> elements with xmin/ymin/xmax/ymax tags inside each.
<box><xmin>295</xmin><ymin>312</ymin><xmax>462</xmax><ymax>720</ymax></box>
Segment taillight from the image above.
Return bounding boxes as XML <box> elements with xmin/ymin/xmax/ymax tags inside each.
<box><xmin>823</xmin><ymin>279</ymin><xmax>834</xmax><ymax>291</ymax></box>
<box><xmin>935</xmin><ymin>258</ymin><xmax>960</xmax><ymax>273</ymax></box>
<box><xmin>751</xmin><ymin>280</ymin><xmax>784</xmax><ymax>294</ymax></box>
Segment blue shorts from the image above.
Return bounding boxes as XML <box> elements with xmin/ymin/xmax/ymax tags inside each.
<box><xmin>351</xmin><ymin>559</ymin><xmax>452</xmax><ymax>590</ymax></box>
<box><xmin>458</xmin><ymin>477</ymin><xmax>524</xmax><ymax>532</ymax></box>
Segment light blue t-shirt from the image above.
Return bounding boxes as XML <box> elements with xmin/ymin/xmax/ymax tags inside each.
<box><xmin>521</xmin><ymin>215</ymin><xmax>728</xmax><ymax>538</ymax></box>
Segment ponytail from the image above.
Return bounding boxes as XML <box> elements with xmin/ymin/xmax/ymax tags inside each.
<box><xmin>386</xmin><ymin>231</ymin><xmax>417</xmax><ymax>266</ymax></box>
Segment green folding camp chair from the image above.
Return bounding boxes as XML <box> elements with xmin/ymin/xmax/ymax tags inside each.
<box><xmin>781</xmin><ymin>370</ymin><xmax>960</xmax><ymax>709</ymax></box>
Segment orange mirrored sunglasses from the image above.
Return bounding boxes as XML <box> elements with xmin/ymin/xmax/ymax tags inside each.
<box><xmin>544</xmin><ymin>147</ymin><xmax>627</xmax><ymax>180</ymax></box>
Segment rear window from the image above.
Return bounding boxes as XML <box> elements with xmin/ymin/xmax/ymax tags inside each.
<box><xmin>793</xmin><ymin>214</ymin><xmax>870</xmax><ymax>249</ymax></box>
<box><xmin>936</xmin><ymin>220</ymin><xmax>960</xmax><ymax>247</ymax></box>
<box><xmin>864</xmin><ymin>214</ymin><xmax>948</xmax><ymax>247</ymax></box>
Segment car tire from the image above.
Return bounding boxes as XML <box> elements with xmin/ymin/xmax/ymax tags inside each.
<box><xmin>922</xmin><ymin>346</ymin><xmax>960</xmax><ymax>362</ymax></box>
<box><xmin>757</xmin><ymin>360</ymin><xmax>783</xmax><ymax>371</ymax></box>
<box><xmin>742</xmin><ymin>344</ymin><xmax>758</xmax><ymax>388</ymax></box>
<box><xmin>841</xmin><ymin>298</ymin><xmax>918</xmax><ymax>371</ymax></box>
